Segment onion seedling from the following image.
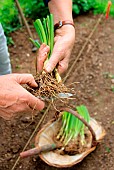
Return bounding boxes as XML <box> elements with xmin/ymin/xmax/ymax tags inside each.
<box><xmin>57</xmin><ymin>105</ymin><xmax>90</xmax><ymax>147</ymax></box>
<box><xmin>30</xmin><ymin>14</ymin><xmax>61</xmax><ymax>83</ymax></box>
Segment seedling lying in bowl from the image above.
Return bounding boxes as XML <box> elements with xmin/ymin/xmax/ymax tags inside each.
<box><xmin>35</xmin><ymin>106</ymin><xmax>105</xmax><ymax>167</ymax></box>
<box><xmin>20</xmin><ymin>105</ymin><xmax>105</xmax><ymax>168</ymax></box>
<box><xmin>56</xmin><ymin>105</ymin><xmax>91</xmax><ymax>154</ymax></box>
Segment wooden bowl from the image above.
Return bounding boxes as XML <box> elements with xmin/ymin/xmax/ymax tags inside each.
<box><xmin>35</xmin><ymin>108</ymin><xmax>105</xmax><ymax>168</ymax></box>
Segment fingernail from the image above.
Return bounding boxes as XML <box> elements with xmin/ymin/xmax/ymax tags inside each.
<box><xmin>45</xmin><ymin>65</ymin><xmax>52</xmax><ymax>73</ymax></box>
<box><xmin>44</xmin><ymin>52</ymin><xmax>47</xmax><ymax>56</ymax></box>
<box><xmin>34</xmin><ymin>82</ymin><xmax>38</xmax><ymax>87</ymax></box>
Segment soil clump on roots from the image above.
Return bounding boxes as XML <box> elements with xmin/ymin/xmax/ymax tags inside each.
<box><xmin>26</xmin><ymin>72</ymin><xmax>69</xmax><ymax>101</ymax></box>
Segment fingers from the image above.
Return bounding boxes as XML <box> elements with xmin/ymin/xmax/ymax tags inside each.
<box><xmin>27</xmin><ymin>92</ymin><xmax>45</xmax><ymax>111</ymax></box>
<box><xmin>37</xmin><ymin>52</ymin><xmax>47</xmax><ymax>72</ymax></box>
<box><xmin>58</xmin><ymin>59</ymin><xmax>69</xmax><ymax>74</ymax></box>
<box><xmin>13</xmin><ymin>73</ymin><xmax>45</xmax><ymax>110</ymax></box>
<box><xmin>44</xmin><ymin>45</ymin><xmax>63</xmax><ymax>73</ymax></box>
<box><xmin>14</xmin><ymin>74</ymin><xmax>38</xmax><ymax>87</ymax></box>
<box><xmin>37</xmin><ymin>43</ymin><xmax>50</xmax><ymax>72</ymax></box>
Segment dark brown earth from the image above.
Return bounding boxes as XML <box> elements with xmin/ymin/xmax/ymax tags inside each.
<box><xmin>0</xmin><ymin>13</ymin><xmax>114</xmax><ymax>170</ymax></box>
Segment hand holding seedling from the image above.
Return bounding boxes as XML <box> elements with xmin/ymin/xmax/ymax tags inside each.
<box><xmin>29</xmin><ymin>0</ymin><xmax>75</xmax><ymax>100</ymax></box>
<box><xmin>0</xmin><ymin>74</ymin><xmax>44</xmax><ymax>120</ymax></box>
<box><xmin>37</xmin><ymin>0</ymin><xmax>75</xmax><ymax>74</ymax></box>
<box><xmin>37</xmin><ymin>25</ymin><xmax>75</xmax><ymax>74</ymax></box>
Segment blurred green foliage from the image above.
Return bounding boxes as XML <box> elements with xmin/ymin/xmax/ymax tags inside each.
<box><xmin>73</xmin><ymin>0</ymin><xmax>96</xmax><ymax>15</ymax></box>
<box><xmin>94</xmin><ymin>0</ymin><xmax>114</xmax><ymax>15</ymax></box>
<box><xmin>19</xmin><ymin>0</ymin><xmax>49</xmax><ymax>19</ymax></box>
<box><xmin>0</xmin><ymin>0</ymin><xmax>48</xmax><ymax>34</ymax></box>
<box><xmin>0</xmin><ymin>0</ymin><xmax>20</xmax><ymax>34</ymax></box>
<box><xmin>0</xmin><ymin>0</ymin><xmax>114</xmax><ymax>42</ymax></box>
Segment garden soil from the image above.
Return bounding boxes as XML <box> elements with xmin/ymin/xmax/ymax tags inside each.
<box><xmin>0</xmin><ymin>14</ymin><xmax>114</xmax><ymax>170</ymax></box>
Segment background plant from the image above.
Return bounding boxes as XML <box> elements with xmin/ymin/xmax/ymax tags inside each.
<box><xmin>0</xmin><ymin>0</ymin><xmax>19</xmax><ymax>33</ymax></box>
<box><xmin>19</xmin><ymin>0</ymin><xmax>49</xmax><ymax>19</ymax></box>
<box><xmin>94</xmin><ymin>0</ymin><xmax>114</xmax><ymax>15</ymax></box>
<box><xmin>0</xmin><ymin>0</ymin><xmax>20</xmax><ymax>44</ymax></box>
<box><xmin>0</xmin><ymin>0</ymin><xmax>49</xmax><ymax>44</ymax></box>
<box><xmin>72</xmin><ymin>0</ymin><xmax>96</xmax><ymax>15</ymax></box>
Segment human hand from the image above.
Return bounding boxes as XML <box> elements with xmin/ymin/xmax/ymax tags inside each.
<box><xmin>0</xmin><ymin>74</ymin><xmax>44</xmax><ymax>120</ymax></box>
<box><xmin>37</xmin><ymin>25</ymin><xmax>75</xmax><ymax>74</ymax></box>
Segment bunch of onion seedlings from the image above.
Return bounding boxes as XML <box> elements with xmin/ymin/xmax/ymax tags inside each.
<box><xmin>30</xmin><ymin>14</ymin><xmax>61</xmax><ymax>83</ymax></box>
<box><xmin>57</xmin><ymin>105</ymin><xmax>90</xmax><ymax>146</ymax></box>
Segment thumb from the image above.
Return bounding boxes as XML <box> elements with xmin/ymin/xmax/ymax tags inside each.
<box><xmin>44</xmin><ymin>48</ymin><xmax>62</xmax><ymax>73</ymax></box>
<box><xmin>14</xmin><ymin>74</ymin><xmax>38</xmax><ymax>87</ymax></box>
